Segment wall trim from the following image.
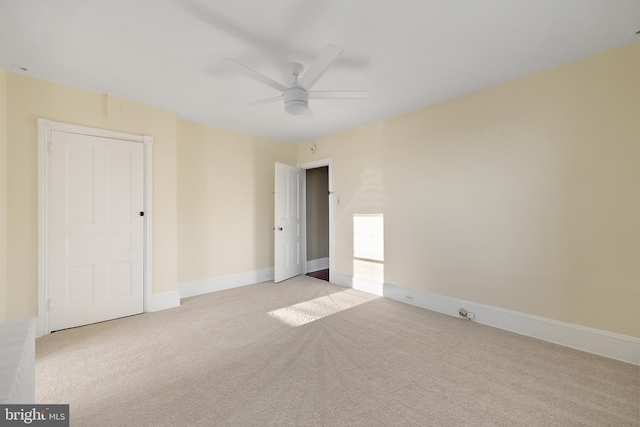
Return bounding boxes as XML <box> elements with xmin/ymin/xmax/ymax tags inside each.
<box><xmin>306</xmin><ymin>257</ymin><xmax>329</xmax><ymax>273</ymax></box>
<box><xmin>179</xmin><ymin>268</ymin><xmax>274</xmax><ymax>299</ymax></box>
<box><xmin>331</xmin><ymin>271</ymin><xmax>384</xmax><ymax>296</ymax></box>
<box><xmin>37</xmin><ymin>118</ymin><xmax>154</xmax><ymax>337</ymax></box>
<box><xmin>146</xmin><ymin>291</ymin><xmax>181</xmax><ymax>312</ymax></box>
<box><xmin>142</xmin><ymin>136</ymin><xmax>154</xmax><ymax>314</ymax></box>
<box><xmin>330</xmin><ymin>273</ymin><xmax>640</xmax><ymax>366</ymax></box>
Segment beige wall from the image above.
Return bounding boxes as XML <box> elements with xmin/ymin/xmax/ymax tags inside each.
<box><xmin>0</xmin><ymin>68</ymin><xmax>7</xmax><ymax>321</ymax></box>
<box><xmin>177</xmin><ymin>120</ymin><xmax>296</xmax><ymax>283</ymax></box>
<box><xmin>2</xmin><ymin>42</ymin><xmax>638</xmax><ymax>338</ymax></box>
<box><xmin>298</xmin><ymin>42</ymin><xmax>640</xmax><ymax>337</ymax></box>
<box><xmin>5</xmin><ymin>72</ymin><xmax>178</xmax><ymax>320</ymax></box>
<box><xmin>306</xmin><ymin>166</ymin><xmax>329</xmax><ymax>261</ymax></box>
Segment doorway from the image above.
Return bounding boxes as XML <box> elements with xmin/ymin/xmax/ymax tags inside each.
<box><xmin>304</xmin><ymin>166</ymin><xmax>329</xmax><ymax>282</ymax></box>
<box><xmin>299</xmin><ymin>158</ymin><xmax>333</xmax><ymax>284</ymax></box>
<box><xmin>273</xmin><ymin>158</ymin><xmax>333</xmax><ymax>284</ymax></box>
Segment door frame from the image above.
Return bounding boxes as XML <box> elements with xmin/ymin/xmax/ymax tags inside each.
<box><xmin>298</xmin><ymin>158</ymin><xmax>333</xmax><ymax>283</ymax></box>
<box><xmin>37</xmin><ymin>118</ymin><xmax>154</xmax><ymax>336</ymax></box>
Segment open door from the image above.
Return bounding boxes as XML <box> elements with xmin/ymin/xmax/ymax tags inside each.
<box><xmin>274</xmin><ymin>162</ymin><xmax>303</xmax><ymax>282</ymax></box>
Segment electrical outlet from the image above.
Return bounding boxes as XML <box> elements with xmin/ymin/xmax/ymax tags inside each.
<box><xmin>459</xmin><ymin>308</ymin><xmax>475</xmax><ymax>320</ymax></box>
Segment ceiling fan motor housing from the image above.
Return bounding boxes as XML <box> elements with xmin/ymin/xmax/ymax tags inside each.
<box><xmin>284</xmin><ymin>87</ymin><xmax>309</xmax><ymax>115</ymax></box>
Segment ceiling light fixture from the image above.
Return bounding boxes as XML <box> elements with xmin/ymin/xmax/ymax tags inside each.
<box><xmin>283</xmin><ymin>88</ymin><xmax>309</xmax><ymax>115</ymax></box>
<box><xmin>229</xmin><ymin>45</ymin><xmax>369</xmax><ymax>117</ymax></box>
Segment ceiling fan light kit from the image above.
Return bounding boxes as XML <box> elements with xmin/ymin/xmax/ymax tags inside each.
<box><xmin>284</xmin><ymin>88</ymin><xmax>309</xmax><ymax>115</ymax></box>
<box><xmin>230</xmin><ymin>44</ymin><xmax>369</xmax><ymax>117</ymax></box>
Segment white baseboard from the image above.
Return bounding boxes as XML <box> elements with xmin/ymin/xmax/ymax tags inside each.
<box><xmin>330</xmin><ymin>271</ymin><xmax>351</xmax><ymax>288</ymax></box>
<box><xmin>306</xmin><ymin>257</ymin><xmax>329</xmax><ymax>273</ymax></box>
<box><xmin>179</xmin><ymin>268</ymin><xmax>274</xmax><ymax>299</ymax></box>
<box><xmin>330</xmin><ymin>273</ymin><xmax>640</xmax><ymax>366</ymax></box>
<box><xmin>146</xmin><ymin>291</ymin><xmax>181</xmax><ymax>312</ymax></box>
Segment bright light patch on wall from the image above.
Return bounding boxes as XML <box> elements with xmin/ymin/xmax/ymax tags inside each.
<box><xmin>267</xmin><ymin>291</ymin><xmax>377</xmax><ymax>327</ymax></box>
<box><xmin>353</xmin><ymin>214</ymin><xmax>384</xmax><ymax>295</ymax></box>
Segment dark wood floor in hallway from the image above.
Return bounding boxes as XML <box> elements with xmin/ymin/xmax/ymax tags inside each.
<box><xmin>306</xmin><ymin>269</ymin><xmax>329</xmax><ymax>281</ymax></box>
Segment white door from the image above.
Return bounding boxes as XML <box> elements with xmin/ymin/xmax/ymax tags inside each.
<box><xmin>49</xmin><ymin>131</ymin><xmax>144</xmax><ymax>331</ymax></box>
<box><xmin>274</xmin><ymin>162</ymin><xmax>302</xmax><ymax>282</ymax></box>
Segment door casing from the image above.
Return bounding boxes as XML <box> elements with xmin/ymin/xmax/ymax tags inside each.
<box><xmin>37</xmin><ymin>118</ymin><xmax>154</xmax><ymax>336</ymax></box>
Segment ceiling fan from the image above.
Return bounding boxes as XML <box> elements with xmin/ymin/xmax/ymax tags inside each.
<box><xmin>229</xmin><ymin>45</ymin><xmax>369</xmax><ymax>116</ymax></box>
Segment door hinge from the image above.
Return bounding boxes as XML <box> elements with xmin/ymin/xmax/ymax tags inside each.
<box><xmin>47</xmin><ymin>299</ymin><xmax>52</xmax><ymax>311</ymax></box>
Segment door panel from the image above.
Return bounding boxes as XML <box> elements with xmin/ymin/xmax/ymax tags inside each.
<box><xmin>50</xmin><ymin>131</ymin><xmax>144</xmax><ymax>331</ymax></box>
<box><xmin>274</xmin><ymin>163</ymin><xmax>302</xmax><ymax>282</ymax></box>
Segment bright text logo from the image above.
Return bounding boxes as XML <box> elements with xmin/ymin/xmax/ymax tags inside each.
<box><xmin>0</xmin><ymin>405</ymin><xmax>68</xmax><ymax>427</ymax></box>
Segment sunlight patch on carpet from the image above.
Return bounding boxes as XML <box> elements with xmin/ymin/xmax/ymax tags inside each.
<box><xmin>267</xmin><ymin>291</ymin><xmax>378</xmax><ymax>327</ymax></box>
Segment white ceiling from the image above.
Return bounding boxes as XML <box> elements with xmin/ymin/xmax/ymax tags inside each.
<box><xmin>0</xmin><ymin>1</ymin><xmax>638</xmax><ymax>143</ymax></box>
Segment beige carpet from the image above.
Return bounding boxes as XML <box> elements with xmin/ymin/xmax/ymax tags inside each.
<box><xmin>36</xmin><ymin>276</ymin><xmax>639</xmax><ymax>426</ymax></box>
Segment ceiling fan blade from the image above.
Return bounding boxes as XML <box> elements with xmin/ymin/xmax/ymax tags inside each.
<box><xmin>236</xmin><ymin>96</ymin><xmax>282</xmax><ymax>108</ymax></box>
<box><xmin>298</xmin><ymin>45</ymin><xmax>343</xmax><ymax>90</ymax></box>
<box><xmin>227</xmin><ymin>59</ymin><xmax>288</xmax><ymax>93</ymax></box>
<box><xmin>309</xmin><ymin>91</ymin><xmax>370</xmax><ymax>99</ymax></box>
<box><xmin>304</xmin><ymin>108</ymin><xmax>315</xmax><ymax>119</ymax></box>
